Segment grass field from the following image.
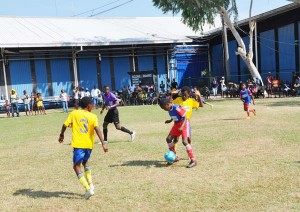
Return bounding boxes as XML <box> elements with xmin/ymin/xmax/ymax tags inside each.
<box><xmin>0</xmin><ymin>98</ymin><xmax>300</xmax><ymax>211</ymax></box>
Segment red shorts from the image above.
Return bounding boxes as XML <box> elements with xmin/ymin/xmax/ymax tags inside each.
<box><xmin>244</xmin><ymin>104</ymin><xmax>249</xmax><ymax>111</ymax></box>
<box><xmin>169</xmin><ymin>120</ymin><xmax>190</xmax><ymax>138</ymax></box>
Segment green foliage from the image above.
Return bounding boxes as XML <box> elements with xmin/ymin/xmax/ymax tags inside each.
<box><xmin>152</xmin><ymin>0</ymin><xmax>238</xmax><ymax>31</ymax></box>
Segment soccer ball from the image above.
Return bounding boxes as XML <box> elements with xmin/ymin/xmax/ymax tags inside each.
<box><xmin>164</xmin><ymin>150</ymin><xmax>176</xmax><ymax>163</ymax></box>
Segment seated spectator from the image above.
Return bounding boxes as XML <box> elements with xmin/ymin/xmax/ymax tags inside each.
<box><xmin>294</xmin><ymin>77</ymin><xmax>300</xmax><ymax>95</ymax></box>
<box><xmin>283</xmin><ymin>81</ymin><xmax>291</xmax><ymax>96</ymax></box>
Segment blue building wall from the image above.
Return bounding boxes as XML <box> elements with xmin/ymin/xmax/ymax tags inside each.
<box><xmin>78</xmin><ymin>58</ymin><xmax>98</xmax><ymax>90</ymax></box>
<box><xmin>9</xmin><ymin>60</ymin><xmax>32</xmax><ymax>96</ymax></box>
<box><xmin>260</xmin><ymin>29</ymin><xmax>276</xmax><ymax>79</ymax></box>
<box><xmin>211</xmin><ymin>44</ymin><xmax>223</xmax><ymax>77</ymax></box>
<box><xmin>50</xmin><ymin>59</ymin><xmax>72</xmax><ymax>96</ymax></box>
<box><xmin>228</xmin><ymin>40</ymin><xmax>238</xmax><ymax>82</ymax></box>
<box><xmin>278</xmin><ymin>23</ymin><xmax>295</xmax><ymax>82</ymax></box>
<box><xmin>157</xmin><ymin>55</ymin><xmax>167</xmax><ymax>92</ymax></box>
<box><xmin>175</xmin><ymin>46</ymin><xmax>209</xmax><ymax>87</ymax></box>
<box><xmin>35</xmin><ymin>59</ymin><xmax>49</xmax><ymax>96</ymax></box>
<box><xmin>113</xmin><ymin>56</ymin><xmax>131</xmax><ymax>90</ymax></box>
<box><xmin>138</xmin><ymin>50</ymin><xmax>153</xmax><ymax>71</ymax></box>
<box><xmin>101</xmin><ymin>57</ymin><xmax>112</xmax><ymax>89</ymax></box>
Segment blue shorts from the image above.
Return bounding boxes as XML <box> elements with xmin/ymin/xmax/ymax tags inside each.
<box><xmin>73</xmin><ymin>148</ymin><xmax>92</xmax><ymax>164</ymax></box>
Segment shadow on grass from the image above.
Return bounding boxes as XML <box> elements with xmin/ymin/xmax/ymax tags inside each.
<box><xmin>13</xmin><ymin>189</ymin><xmax>82</xmax><ymax>199</ymax></box>
<box><xmin>109</xmin><ymin>160</ymin><xmax>168</xmax><ymax>168</ymax></box>
<box><xmin>264</xmin><ymin>100</ymin><xmax>299</xmax><ymax>107</ymax></box>
<box><xmin>220</xmin><ymin>118</ymin><xmax>245</xmax><ymax>121</ymax></box>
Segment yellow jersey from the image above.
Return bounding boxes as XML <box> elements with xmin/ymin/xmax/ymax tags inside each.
<box><xmin>172</xmin><ymin>97</ymin><xmax>199</xmax><ymax>120</ymax></box>
<box><xmin>64</xmin><ymin>110</ymin><xmax>99</xmax><ymax>149</ymax></box>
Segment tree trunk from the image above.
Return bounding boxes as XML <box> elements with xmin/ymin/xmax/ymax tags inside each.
<box><xmin>220</xmin><ymin>7</ymin><xmax>264</xmax><ymax>85</ymax></box>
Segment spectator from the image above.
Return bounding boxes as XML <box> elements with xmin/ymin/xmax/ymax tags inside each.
<box><xmin>266</xmin><ymin>72</ymin><xmax>273</xmax><ymax>98</ymax></box>
<box><xmin>122</xmin><ymin>86</ymin><xmax>129</xmax><ymax>106</ymax></box>
<box><xmin>80</xmin><ymin>87</ymin><xmax>85</xmax><ymax>99</ymax></box>
<box><xmin>283</xmin><ymin>81</ymin><xmax>291</xmax><ymax>96</ymax></box>
<box><xmin>91</xmin><ymin>85</ymin><xmax>101</xmax><ymax>109</ymax></box>
<box><xmin>171</xmin><ymin>78</ymin><xmax>178</xmax><ymax>90</ymax></box>
<box><xmin>291</xmin><ymin>72</ymin><xmax>297</xmax><ymax>89</ymax></box>
<box><xmin>220</xmin><ymin>76</ymin><xmax>226</xmax><ymax>98</ymax></box>
<box><xmin>294</xmin><ymin>77</ymin><xmax>300</xmax><ymax>96</ymax></box>
<box><xmin>254</xmin><ymin>77</ymin><xmax>262</xmax><ymax>90</ymax></box>
<box><xmin>60</xmin><ymin>89</ymin><xmax>69</xmax><ymax>113</ymax></box>
<box><xmin>166</xmin><ymin>78</ymin><xmax>171</xmax><ymax>91</ymax></box>
<box><xmin>85</xmin><ymin>88</ymin><xmax>91</xmax><ymax>97</ymax></box>
<box><xmin>211</xmin><ymin>78</ymin><xmax>218</xmax><ymax>97</ymax></box>
<box><xmin>146</xmin><ymin>84</ymin><xmax>154</xmax><ymax>93</ymax></box>
<box><xmin>73</xmin><ymin>87</ymin><xmax>79</xmax><ymax>110</ymax></box>
<box><xmin>10</xmin><ymin>89</ymin><xmax>19</xmax><ymax>117</ymax></box>
<box><xmin>22</xmin><ymin>90</ymin><xmax>31</xmax><ymax>116</ymax></box>
<box><xmin>5</xmin><ymin>99</ymin><xmax>10</xmax><ymax>118</ymax></box>
<box><xmin>30</xmin><ymin>92</ymin><xmax>36</xmax><ymax>115</ymax></box>
<box><xmin>36</xmin><ymin>93</ymin><xmax>46</xmax><ymax>115</ymax></box>
<box><xmin>159</xmin><ymin>80</ymin><xmax>166</xmax><ymax>93</ymax></box>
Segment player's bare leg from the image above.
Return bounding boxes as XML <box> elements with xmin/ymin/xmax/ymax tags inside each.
<box><xmin>114</xmin><ymin>122</ymin><xmax>135</xmax><ymax>142</ymax></box>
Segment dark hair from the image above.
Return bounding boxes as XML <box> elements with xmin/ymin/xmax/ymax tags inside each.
<box><xmin>159</xmin><ymin>98</ymin><xmax>170</xmax><ymax>107</ymax></box>
<box><xmin>80</xmin><ymin>97</ymin><xmax>93</xmax><ymax>109</ymax></box>
<box><xmin>181</xmin><ymin>86</ymin><xmax>191</xmax><ymax>94</ymax></box>
<box><xmin>103</xmin><ymin>85</ymin><xmax>109</xmax><ymax>90</ymax></box>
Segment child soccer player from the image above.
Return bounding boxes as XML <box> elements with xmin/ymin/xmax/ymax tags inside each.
<box><xmin>172</xmin><ymin>86</ymin><xmax>204</xmax><ymax>145</ymax></box>
<box><xmin>100</xmin><ymin>86</ymin><xmax>135</xmax><ymax>144</ymax></box>
<box><xmin>240</xmin><ymin>83</ymin><xmax>256</xmax><ymax>118</ymax></box>
<box><xmin>5</xmin><ymin>100</ymin><xmax>11</xmax><ymax>118</ymax></box>
<box><xmin>159</xmin><ymin>98</ymin><xmax>197</xmax><ymax>168</ymax></box>
<box><xmin>58</xmin><ymin>97</ymin><xmax>108</xmax><ymax>199</ymax></box>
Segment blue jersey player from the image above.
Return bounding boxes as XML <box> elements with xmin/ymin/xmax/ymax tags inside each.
<box><xmin>239</xmin><ymin>83</ymin><xmax>256</xmax><ymax>118</ymax></box>
<box><xmin>159</xmin><ymin>98</ymin><xmax>196</xmax><ymax>168</ymax></box>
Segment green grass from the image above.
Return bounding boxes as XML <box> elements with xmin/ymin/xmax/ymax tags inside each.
<box><xmin>0</xmin><ymin>98</ymin><xmax>300</xmax><ymax>211</ymax></box>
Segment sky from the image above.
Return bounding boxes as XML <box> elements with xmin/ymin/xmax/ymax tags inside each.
<box><xmin>0</xmin><ymin>0</ymin><xmax>291</xmax><ymax>23</ymax></box>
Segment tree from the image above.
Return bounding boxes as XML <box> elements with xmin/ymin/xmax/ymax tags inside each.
<box><xmin>152</xmin><ymin>0</ymin><xmax>264</xmax><ymax>85</ymax></box>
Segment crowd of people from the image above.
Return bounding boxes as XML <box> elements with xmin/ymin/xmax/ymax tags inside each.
<box><xmin>4</xmin><ymin>89</ymin><xmax>47</xmax><ymax>118</ymax></box>
<box><xmin>3</xmin><ymin>71</ymin><xmax>300</xmax><ymax>118</ymax></box>
<box><xmin>204</xmin><ymin>72</ymin><xmax>300</xmax><ymax>99</ymax></box>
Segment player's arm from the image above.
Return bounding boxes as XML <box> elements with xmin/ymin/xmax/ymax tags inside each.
<box><xmin>100</xmin><ymin>102</ymin><xmax>106</xmax><ymax>114</ymax></box>
<box><xmin>178</xmin><ymin>116</ymin><xmax>187</xmax><ymax>132</ymax></box>
<box><xmin>107</xmin><ymin>100</ymin><xmax>119</xmax><ymax>110</ymax></box>
<box><xmin>94</xmin><ymin>126</ymin><xmax>108</xmax><ymax>152</ymax></box>
<box><xmin>194</xmin><ymin>89</ymin><xmax>204</xmax><ymax>107</ymax></box>
<box><xmin>239</xmin><ymin>93</ymin><xmax>244</xmax><ymax>102</ymax></box>
<box><xmin>58</xmin><ymin>124</ymin><xmax>67</xmax><ymax>143</ymax></box>
<box><xmin>165</xmin><ymin>118</ymin><xmax>173</xmax><ymax>124</ymax></box>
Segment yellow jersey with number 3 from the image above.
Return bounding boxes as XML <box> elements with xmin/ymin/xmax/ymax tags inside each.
<box><xmin>172</xmin><ymin>97</ymin><xmax>199</xmax><ymax>120</ymax></box>
<box><xmin>64</xmin><ymin>110</ymin><xmax>99</xmax><ymax>149</ymax></box>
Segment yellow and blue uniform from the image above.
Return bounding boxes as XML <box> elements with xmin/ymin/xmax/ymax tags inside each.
<box><xmin>64</xmin><ymin>110</ymin><xmax>99</xmax><ymax>163</ymax></box>
<box><xmin>172</xmin><ymin>97</ymin><xmax>199</xmax><ymax>120</ymax></box>
<box><xmin>172</xmin><ymin>97</ymin><xmax>200</xmax><ymax>139</ymax></box>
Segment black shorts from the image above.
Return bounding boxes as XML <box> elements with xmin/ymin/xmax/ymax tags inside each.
<box><xmin>104</xmin><ymin>109</ymin><xmax>119</xmax><ymax>123</ymax></box>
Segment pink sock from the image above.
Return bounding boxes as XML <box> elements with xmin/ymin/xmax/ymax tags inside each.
<box><xmin>185</xmin><ymin>144</ymin><xmax>195</xmax><ymax>161</ymax></box>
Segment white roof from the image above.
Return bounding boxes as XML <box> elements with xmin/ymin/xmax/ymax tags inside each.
<box><xmin>0</xmin><ymin>16</ymin><xmax>198</xmax><ymax>48</ymax></box>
